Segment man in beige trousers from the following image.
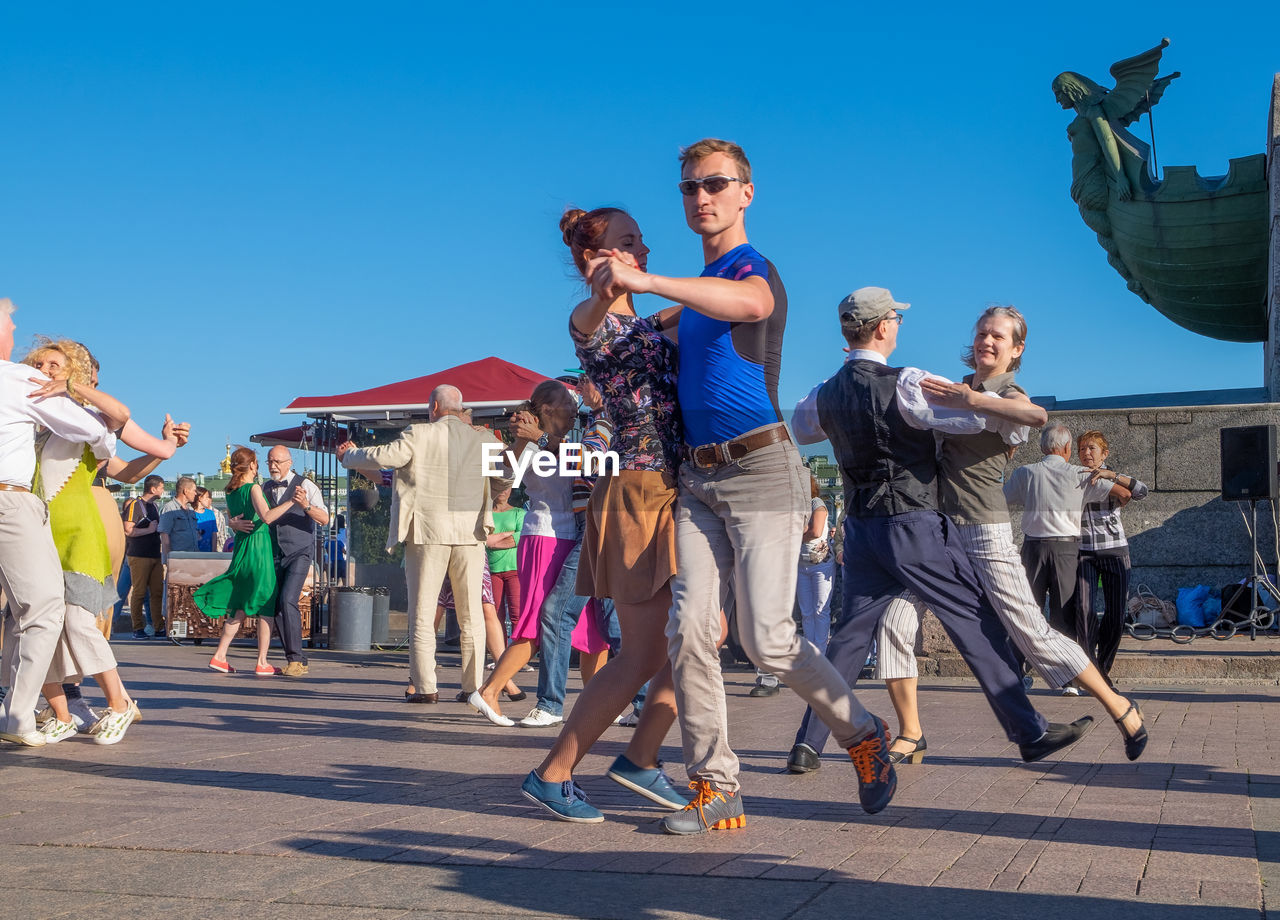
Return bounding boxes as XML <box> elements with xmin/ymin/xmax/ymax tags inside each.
<box><xmin>337</xmin><ymin>385</ymin><xmax>492</xmax><ymax>703</ymax></box>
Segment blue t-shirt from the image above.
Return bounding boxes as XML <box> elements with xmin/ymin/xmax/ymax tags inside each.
<box><xmin>677</xmin><ymin>243</ymin><xmax>787</xmax><ymax>446</ymax></box>
<box><xmin>195</xmin><ymin>509</ymin><xmax>217</xmax><ymax>553</ymax></box>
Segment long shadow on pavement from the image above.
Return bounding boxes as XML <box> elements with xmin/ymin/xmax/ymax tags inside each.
<box><xmin>16</xmin><ymin>756</ymin><xmax>1260</xmax><ymax>858</ymax></box>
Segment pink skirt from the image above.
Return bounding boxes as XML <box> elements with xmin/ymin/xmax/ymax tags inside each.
<box><xmin>510</xmin><ymin>534</ymin><xmax>607</xmax><ymax>654</ymax></box>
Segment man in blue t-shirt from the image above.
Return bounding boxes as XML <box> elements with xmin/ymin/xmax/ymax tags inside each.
<box><xmin>585</xmin><ymin>138</ymin><xmax>895</xmax><ymax>833</ymax></box>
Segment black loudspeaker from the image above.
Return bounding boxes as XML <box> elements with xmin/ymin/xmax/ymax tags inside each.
<box><xmin>1220</xmin><ymin>425</ymin><xmax>1279</xmax><ymax>502</ymax></box>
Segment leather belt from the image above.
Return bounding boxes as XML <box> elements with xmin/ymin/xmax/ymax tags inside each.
<box><xmin>0</xmin><ymin>483</ymin><xmax>32</xmax><ymax>493</ymax></box>
<box><xmin>683</xmin><ymin>424</ymin><xmax>791</xmax><ymax>470</ymax></box>
<box><xmin>1024</xmin><ymin>535</ymin><xmax>1079</xmax><ymax>543</ymax></box>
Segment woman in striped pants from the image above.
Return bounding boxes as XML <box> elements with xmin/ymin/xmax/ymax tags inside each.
<box><xmin>794</xmin><ymin>307</ymin><xmax>1147</xmax><ymax>769</ymax></box>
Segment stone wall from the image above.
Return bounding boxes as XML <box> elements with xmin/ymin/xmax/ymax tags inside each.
<box><xmin>919</xmin><ymin>401</ymin><xmax>1280</xmax><ymax>661</ymax></box>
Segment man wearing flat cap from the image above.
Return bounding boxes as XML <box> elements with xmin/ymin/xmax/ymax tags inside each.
<box><xmin>788</xmin><ymin>287</ymin><xmax>1090</xmax><ymax>765</ymax></box>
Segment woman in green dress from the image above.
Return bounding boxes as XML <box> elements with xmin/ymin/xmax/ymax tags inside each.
<box><xmin>196</xmin><ymin>446</ymin><xmax>299</xmax><ymax>675</ymax></box>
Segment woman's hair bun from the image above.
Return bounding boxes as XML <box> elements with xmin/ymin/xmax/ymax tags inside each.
<box><xmin>560</xmin><ymin>208</ymin><xmax>587</xmax><ymax>247</ymax></box>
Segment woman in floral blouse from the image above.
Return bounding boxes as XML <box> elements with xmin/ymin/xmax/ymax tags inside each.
<box><xmin>520</xmin><ymin>207</ymin><xmax>689</xmax><ymax>824</ymax></box>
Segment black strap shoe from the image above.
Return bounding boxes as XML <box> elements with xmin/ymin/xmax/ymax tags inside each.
<box><xmin>887</xmin><ymin>735</ymin><xmax>927</xmax><ymax>765</ymax></box>
<box><xmin>786</xmin><ymin>743</ymin><xmax>821</xmax><ymax>773</ymax></box>
<box><xmin>1114</xmin><ymin>700</ymin><xmax>1148</xmax><ymax>761</ymax></box>
<box><xmin>1019</xmin><ymin>716</ymin><xmax>1093</xmax><ymax>763</ymax></box>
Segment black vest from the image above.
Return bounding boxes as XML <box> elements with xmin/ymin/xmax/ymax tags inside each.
<box><xmin>264</xmin><ymin>473</ymin><xmax>314</xmax><ymax>559</ymax></box>
<box><xmin>816</xmin><ymin>359</ymin><xmax>939</xmax><ymax>517</ymax></box>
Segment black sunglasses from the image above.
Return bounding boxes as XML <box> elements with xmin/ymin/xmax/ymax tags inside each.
<box><xmin>677</xmin><ymin>175</ymin><xmax>745</xmax><ymax>196</ymax></box>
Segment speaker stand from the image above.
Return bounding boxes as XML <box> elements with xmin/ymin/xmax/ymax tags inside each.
<box><xmin>1248</xmin><ymin>500</ymin><xmax>1265</xmax><ymax>640</ymax></box>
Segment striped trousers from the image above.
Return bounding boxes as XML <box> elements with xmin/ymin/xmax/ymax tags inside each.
<box><xmin>875</xmin><ymin>522</ymin><xmax>1089</xmax><ymax>689</ymax></box>
<box><xmin>795</xmin><ymin>512</ymin><xmax>1047</xmax><ymax>754</ymax></box>
<box><xmin>1076</xmin><ymin>549</ymin><xmax>1130</xmax><ymax>678</ymax></box>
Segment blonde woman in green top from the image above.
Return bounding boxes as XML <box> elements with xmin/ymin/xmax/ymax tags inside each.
<box><xmin>22</xmin><ymin>340</ymin><xmax>148</xmax><ymax>745</ymax></box>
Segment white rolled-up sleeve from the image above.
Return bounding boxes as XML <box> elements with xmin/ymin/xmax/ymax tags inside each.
<box><xmin>791</xmin><ymin>380</ymin><xmax>829</xmax><ymax>445</ymax></box>
<box><xmin>896</xmin><ymin>368</ymin><xmax>987</xmax><ymax>435</ymax></box>
<box><xmin>24</xmin><ymin>392</ymin><xmax>115</xmax><ymax>459</ymax></box>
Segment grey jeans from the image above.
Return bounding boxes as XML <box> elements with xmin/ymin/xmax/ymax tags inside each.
<box><xmin>666</xmin><ymin>437</ymin><xmax>876</xmax><ymax>792</ymax></box>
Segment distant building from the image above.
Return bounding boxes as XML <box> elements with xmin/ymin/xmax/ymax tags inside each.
<box><xmin>801</xmin><ymin>454</ymin><xmax>843</xmax><ymax>517</ymax></box>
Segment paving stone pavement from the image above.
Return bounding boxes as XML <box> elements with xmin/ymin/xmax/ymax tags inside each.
<box><xmin>0</xmin><ymin>641</ymin><xmax>1277</xmax><ymax>919</ymax></box>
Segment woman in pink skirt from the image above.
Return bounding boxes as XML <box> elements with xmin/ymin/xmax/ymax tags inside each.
<box><xmin>470</xmin><ymin>380</ymin><xmax>609</xmax><ymax>725</ymax></box>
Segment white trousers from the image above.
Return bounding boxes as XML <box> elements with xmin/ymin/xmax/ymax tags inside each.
<box><xmin>875</xmin><ymin>522</ymin><xmax>1089</xmax><ymax>688</ymax></box>
<box><xmin>0</xmin><ymin>493</ymin><xmax>68</xmax><ymax>735</ymax></box>
<box><xmin>404</xmin><ymin>541</ymin><xmax>486</xmax><ymax>695</ymax></box>
<box><xmin>47</xmin><ymin>604</ymin><xmax>117</xmax><ymax>684</ymax></box>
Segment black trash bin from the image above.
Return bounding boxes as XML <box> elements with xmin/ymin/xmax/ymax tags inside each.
<box><xmin>330</xmin><ymin>586</ymin><xmax>374</xmax><ymax>651</ymax></box>
<box><xmin>370</xmin><ymin>586</ymin><xmax>391</xmax><ymax>645</ymax></box>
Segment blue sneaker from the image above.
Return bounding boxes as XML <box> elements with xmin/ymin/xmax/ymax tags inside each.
<box><xmin>520</xmin><ymin>770</ymin><xmax>604</xmax><ymax>823</ymax></box>
<box><xmin>606</xmin><ymin>755</ymin><xmax>689</xmax><ymax>810</ymax></box>
<box><xmin>848</xmin><ymin>715</ymin><xmax>897</xmax><ymax>815</ymax></box>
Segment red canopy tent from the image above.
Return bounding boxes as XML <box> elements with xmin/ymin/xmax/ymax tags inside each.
<box><xmin>250</xmin><ymin>425</ymin><xmax>317</xmax><ymax>448</ymax></box>
<box><xmin>280</xmin><ymin>356</ymin><xmax>567</xmax><ymax>422</ymax></box>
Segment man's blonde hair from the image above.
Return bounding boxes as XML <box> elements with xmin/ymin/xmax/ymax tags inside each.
<box><xmin>679</xmin><ymin>138</ymin><xmax>751</xmax><ymax>183</ymax></box>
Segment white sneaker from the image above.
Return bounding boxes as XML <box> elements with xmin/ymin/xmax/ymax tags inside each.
<box><xmin>93</xmin><ymin>707</ymin><xmax>136</xmax><ymax>745</ymax></box>
<box><xmin>1061</xmin><ymin>685</ymin><xmax>1082</xmax><ymax>697</ymax></box>
<box><xmin>518</xmin><ymin>707</ymin><xmax>564</xmax><ymax>728</ymax></box>
<box><xmin>36</xmin><ymin>702</ymin><xmax>96</xmax><ymax>733</ymax></box>
<box><xmin>614</xmin><ymin>708</ymin><xmax>640</xmax><ymax>728</ymax></box>
<box><xmin>0</xmin><ymin>730</ymin><xmax>45</xmax><ymax>747</ymax></box>
<box><xmin>40</xmin><ymin>718</ymin><xmax>78</xmax><ymax>744</ymax></box>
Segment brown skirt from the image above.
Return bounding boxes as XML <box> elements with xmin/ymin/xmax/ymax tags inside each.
<box><xmin>576</xmin><ymin>469</ymin><xmax>677</xmax><ymax>605</ymax></box>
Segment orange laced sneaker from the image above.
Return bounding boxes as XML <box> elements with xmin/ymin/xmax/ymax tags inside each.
<box><xmin>848</xmin><ymin>716</ymin><xmax>897</xmax><ymax>815</ymax></box>
<box><xmin>661</xmin><ymin>780</ymin><xmax>746</xmax><ymax>835</ymax></box>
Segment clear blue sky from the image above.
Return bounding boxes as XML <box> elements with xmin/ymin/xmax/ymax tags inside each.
<box><xmin>3</xmin><ymin>3</ymin><xmax>1277</xmax><ymax>473</ymax></box>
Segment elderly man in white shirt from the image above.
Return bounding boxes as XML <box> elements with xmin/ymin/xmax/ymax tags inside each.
<box><xmin>0</xmin><ymin>298</ymin><xmax>117</xmax><ymax>746</ymax></box>
<box><xmin>1004</xmin><ymin>422</ymin><xmax>1129</xmax><ymax>643</ymax></box>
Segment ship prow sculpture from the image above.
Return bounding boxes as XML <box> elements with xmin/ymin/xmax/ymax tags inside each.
<box><xmin>1053</xmin><ymin>39</ymin><xmax>1268</xmax><ymax>342</ymax></box>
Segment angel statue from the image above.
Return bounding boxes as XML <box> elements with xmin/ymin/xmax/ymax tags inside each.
<box><xmin>1052</xmin><ymin>40</ymin><xmax>1179</xmax><ymax>298</ymax></box>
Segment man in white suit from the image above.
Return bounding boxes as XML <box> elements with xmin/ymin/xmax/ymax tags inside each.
<box><xmin>337</xmin><ymin>385</ymin><xmax>492</xmax><ymax>703</ymax></box>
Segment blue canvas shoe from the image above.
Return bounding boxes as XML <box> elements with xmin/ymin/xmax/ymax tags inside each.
<box><xmin>605</xmin><ymin>755</ymin><xmax>689</xmax><ymax>810</ymax></box>
<box><xmin>520</xmin><ymin>770</ymin><xmax>604</xmax><ymax>823</ymax></box>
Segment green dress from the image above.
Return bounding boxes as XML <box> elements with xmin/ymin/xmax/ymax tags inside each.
<box><xmin>193</xmin><ymin>483</ymin><xmax>277</xmax><ymax>618</ymax></box>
